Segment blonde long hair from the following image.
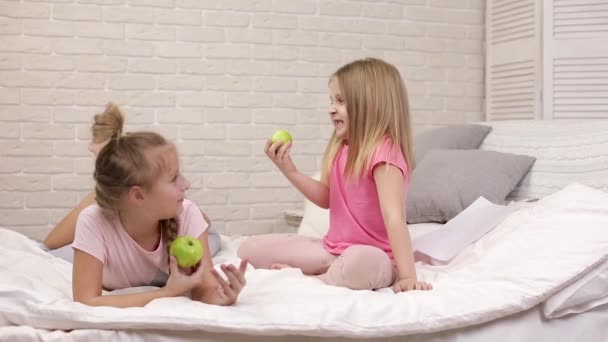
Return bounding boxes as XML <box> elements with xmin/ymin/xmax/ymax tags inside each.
<box><xmin>321</xmin><ymin>58</ymin><xmax>415</xmax><ymax>181</ymax></box>
<box><xmin>93</xmin><ymin>103</ymin><xmax>178</xmax><ymax>263</ymax></box>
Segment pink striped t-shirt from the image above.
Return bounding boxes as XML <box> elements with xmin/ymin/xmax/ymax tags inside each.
<box><xmin>73</xmin><ymin>199</ymin><xmax>207</xmax><ymax>290</ymax></box>
<box><xmin>323</xmin><ymin>138</ymin><xmax>409</xmax><ymax>261</ymax></box>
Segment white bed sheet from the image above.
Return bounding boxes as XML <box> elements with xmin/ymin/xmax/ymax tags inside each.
<box><xmin>1</xmin><ymin>183</ymin><xmax>608</xmax><ymax>338</ymax></box>
<box><xmin>2</xmin><ymin>303</ymin><xmax>607</xmax><ymax>342</ymax></box>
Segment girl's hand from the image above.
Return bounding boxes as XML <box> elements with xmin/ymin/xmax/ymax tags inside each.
<box><xmin>209</xmin><ymin>259</ymin><xmax>248</xmax><ymax>306</ymax></box>
<box><xmin>164</xmin><ymin>256</ymin><xmax>206</xmax><ymax>296</ymax></box>
<box><xmin>393</xmin><ymin>277</ymin><xmax>432</xmax><ymax>292</ymax></box>
<box><xmin>264</xmin><ymin>139</ymin><xmax>296</xmax><ymax>175</ymax></box>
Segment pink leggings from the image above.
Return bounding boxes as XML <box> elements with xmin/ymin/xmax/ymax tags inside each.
<box><xmin>237</xmin><ymin>234</ymin><xmax>396</xmax><ymax>290</ymax></box>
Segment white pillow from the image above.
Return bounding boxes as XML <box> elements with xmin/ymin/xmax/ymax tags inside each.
<box><xmin>478</xmin><ymin>120</ymin><xmax>608</xmax><ymax>201</ymax></box>
<box><xmin>297</xmin><ymin>172</ymin><xmax>330</xmax><ymax>239</ymax></box>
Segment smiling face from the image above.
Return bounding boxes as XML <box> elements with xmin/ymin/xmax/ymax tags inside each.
<box><xmin>142</xmin><ymin>146</ymin><xmax>191</xmax><ymax>220</ymax></box>
<box><xmin>328</xmin><ymin>78</ymin><xmax>349</xmax><ymax>140</ymax></box>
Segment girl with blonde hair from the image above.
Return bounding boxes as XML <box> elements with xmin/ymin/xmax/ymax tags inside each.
<box><xmin>238</xmin><ymin>58</ymin><xmax>431</xmax><ymax>292</ymax></box>
<box><xmin>72</xmin><ymin>127</ymin><xmax>247</xmax><ymax>307</ymax></box>
<box><xmin>43</xmin><ymin>103</ymin><xmax>221</xmax><ymax>260</ymax></box>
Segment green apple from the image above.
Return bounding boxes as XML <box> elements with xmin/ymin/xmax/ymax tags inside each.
<box><xmin>169</xmin><ymin>236</ymin><xmax>203</xmax><ymax>268</ymax></box>
<box><xmin>271</xmin><ymin>129</ymin><xmax>292</xmax><ymax>144</ymax></box>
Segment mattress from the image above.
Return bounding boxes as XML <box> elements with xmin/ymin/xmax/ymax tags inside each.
<box><xmin>1</xmin><ymin>303</ymin><xmax>607</xmax><ymax>342</ymax></box>
<box><xmin>1</xmin><ymin>184</ymin><xmax>608</xmax><ymax>339</ymax></box>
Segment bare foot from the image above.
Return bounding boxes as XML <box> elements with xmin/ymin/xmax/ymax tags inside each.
<box><xmin>271</xmin><ymin>263</ymin><xmax>292</xmax><ymax>270</ymax></box>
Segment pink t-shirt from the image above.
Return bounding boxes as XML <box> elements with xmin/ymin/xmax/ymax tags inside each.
<box><xmin>323</xmin><ymin>138</ymin><xmax>409</xmax><ymax>261</ymax></box>
<box><xmin>73</xmin><ymin>199</ymin><xmax>207</xmax><ymax>290</ymax></box>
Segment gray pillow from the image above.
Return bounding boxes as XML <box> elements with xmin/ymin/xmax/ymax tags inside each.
<box><xmin>406</xmin><ymin>149</ymin><xmax>536</xmax><ymax>224</ymax></box>
<box><xmin>414</xmin><ymin>124</ymin><xmax>492</xmax><ymax>163</ymax></box>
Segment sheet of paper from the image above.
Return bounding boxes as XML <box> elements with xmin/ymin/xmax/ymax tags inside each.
<box><xmin>412</xmin><ymin>197</ymin><xmax>521</xmax><ymax>264</ymax></box>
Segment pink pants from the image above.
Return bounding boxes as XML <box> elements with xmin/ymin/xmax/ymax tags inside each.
<box><xmin>237</xmin><ymin>234</ymin><xmax>396</xmax><ymax>290</ymax></box>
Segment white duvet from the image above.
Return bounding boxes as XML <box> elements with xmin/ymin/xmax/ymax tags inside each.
<box><xmin>1</xmin><ymin>183</ymin><xmax>608</xmax><ymax>338</ymax></box>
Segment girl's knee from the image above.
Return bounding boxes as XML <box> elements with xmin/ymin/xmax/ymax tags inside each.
<box><xmin>323</xmin><ymin>245</ymin><xmax>394</xmax><ymax>290</ymax></box>
<box><xmin>341</xmin><ymin>245</ymin><xmax>392</xmax><ymax>274</ymax></box>
<box><xmin>236</xmin><ymin>234</ymin><xmax>299</xmax><ymax>269</ymax></box>
<box><xmin>236</xmin><ymin>235</ymin><xmax>263</xmax><ymax>261</ymax></box>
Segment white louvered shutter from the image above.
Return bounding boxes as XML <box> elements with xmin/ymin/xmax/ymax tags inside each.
<box><xmin>543</xmin><ymin>0</ymin><xmax>608</xmax><ymax>119</ymax></box>
<box><xmin>486</xmin><ymin>0</ymin><xmax>542</xmax><ymax>120</ymax></box>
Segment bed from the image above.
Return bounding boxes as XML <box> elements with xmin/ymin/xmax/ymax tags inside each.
<box><xmin>1</xmin><ymin>120</ymin><xmax>608</xmax><ymax>341</ymax></box>
<box><xmin>2</xmin><ymin>304</ymin><xmax>608</xmax><ymax>341</ymax></box>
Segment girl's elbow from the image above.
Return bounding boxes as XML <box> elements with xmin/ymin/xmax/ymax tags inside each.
<box><xmin>74</xmin><ymin>296</ymin><xmax>95</xmax><ymax>306</ymax></box>
<box><xmin>73</xmin><ymin>293</ymin><xmax>100</xmax><ymax>306</ymax></box>
<box><xmin>316</xmin><ymin>198</ymin><xmax>329</xmax><ymax>209</ymax></box>
<box><xmin>319</xmin><ymin>190</ymin><xmax>330</xmax><ymax>209</ymax></box>
<box><xmin>43</xmin><ymin>235</ymin><xmax>59</xmax><ymax>250</ymax></box>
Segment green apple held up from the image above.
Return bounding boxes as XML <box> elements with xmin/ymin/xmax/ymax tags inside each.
<box><xmin>170</xmin><ymin>236</ymin><xmax>203</xmax><ymax>268</ymax></box>
<box><xmin>271</xmin><ymin>129</ymin><xmax>292</xmax><ymax>144</ymax></box>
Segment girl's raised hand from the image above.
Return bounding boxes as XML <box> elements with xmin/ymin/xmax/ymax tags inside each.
<box><xmin>264</xmin><ymin>139</ymin><xmax>296</xmax><ymax>175</ymax></box>
<box><xmin>210</xmin><ymin>259</ymin><xmax>248</xmax><ymax>306</ymax></box>
<box><xmin>164</xmin><ymin>256</ymin><xmax>206</xmax><ymax>296</ymax></box>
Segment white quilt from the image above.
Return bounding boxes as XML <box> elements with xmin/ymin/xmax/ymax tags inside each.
<box><xmin>1</xmin><ymin>183</ymin><xmax>608</xmax><ymax>338</ymax></box>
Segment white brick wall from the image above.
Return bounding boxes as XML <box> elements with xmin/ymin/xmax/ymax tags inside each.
<box><xmin>0</xmin><ymin>0</ymin><xmax>484</xmax><ymax>239</ymax></box>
